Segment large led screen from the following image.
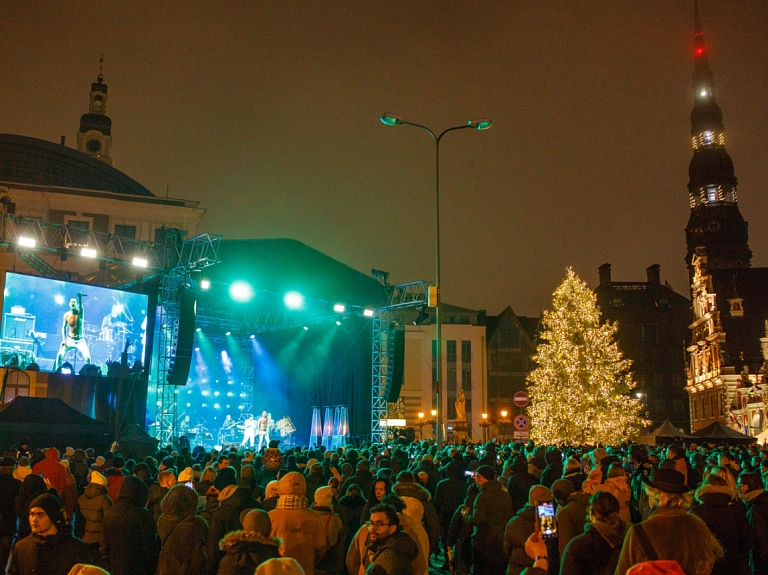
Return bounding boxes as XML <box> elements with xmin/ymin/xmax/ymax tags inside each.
<box><xmin>1</xmin><ymin>272</ymin><xmax>150</xmax><ymax>372</ymax></box>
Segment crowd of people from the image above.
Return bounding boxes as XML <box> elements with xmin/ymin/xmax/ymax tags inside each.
<box><xmin>0</xmin><ymin>435</ymin><xmax>767</xmax><ymax>575</ymax></box>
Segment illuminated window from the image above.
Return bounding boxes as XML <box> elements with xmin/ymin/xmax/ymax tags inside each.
<box><xmin>703</xmin><ymin>131</ymin><xmax>713</xmax><ymax>145</ymax></box>
<box><xmin>707</xmin><ymin>186</ymin><xmax>718</xmax><ymax>204</ymax></box>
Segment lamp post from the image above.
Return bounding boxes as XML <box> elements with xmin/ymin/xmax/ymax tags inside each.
<box><xmin>380</xmin><ymin>114</ymin><xmax>493</xmax><ymax>448</ymax></box>
<box><xmin>415</xmin><ymin>412</ymin><xmax>426</xmax><ymax>441</ymax></box>
<box><xmin>479</xmin><ymin>412</ymin><xmax>491</xmax><ymax>443</ymax></box>
<box><xmin>498</xmin><ymin>409</ymin><xmax>512</xmax><ymax>443</ymax></box>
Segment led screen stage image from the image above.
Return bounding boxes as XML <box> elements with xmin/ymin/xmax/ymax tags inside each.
<box><xmin>1</xmin><ymin>272</ymin><xmax>150</xmax><ymax>372</ymax></box>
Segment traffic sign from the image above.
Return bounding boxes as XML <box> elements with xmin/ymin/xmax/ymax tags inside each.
<box><xmin>513</xmin><ymin>431</ymin><xmax>529</xmax><ymax>440</ymax></box>
<box><xmin>514</xmin><ymin>391</ymin><xmax>529</xmax><ymax>407</ymax></box>
<box><xmin>514</xmin><ymin>415</ymin><xmax>529</xmax><ymax>431</ymax></box>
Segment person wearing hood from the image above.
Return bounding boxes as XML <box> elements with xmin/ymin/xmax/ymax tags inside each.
<box><xmin>691</xmin><ymin>473</ymin><xmax>753</xmax><ymax>575</ymax></box>
<box><xmin>593</xmin><ymin>463</ymin><xmax>631</xmax><ymax>524</ymax></box>
<box><xmin>737</xmin><ymin>471</ymin><xmax>768</xmax><ymax>575</ymax></box>
<box><xmin>15</xmin><ymin>473</ymin><xmax>49</xmax><ymax>541</ymax></box>
<box><xmin>552</xmin><ymin>479</ymin><xmax>590</xmax><ymax>556</ymax></box>
<box><xmin>32</xmin><ymin>447</ymin><xmax>68</xmax><ymax>495</ymax></box>
<box><xmin>560</xmin><ymin>491</ymin><xmax>626</xmax><ymax>575</ymax></box>
<box><xmin>262</xmin><ymin>480</ymin><xmax>280</xmax><ymax>511</ymax></box>
<box><xmin>13</xmin><ymin>456</ymin><xmax>32</xmax><ymax>482</ymax></box>
<box><xmin>433</xmin><ymin>460</ymin><xmax>466</xmax><ymax>568</ymax></box>
<box><xmin>562</xmin><ymin>456</ymin><xmax>588</xmax><ymax>491</ymax></box>
<box><xmin>8</xmin><ymin>493</ymin><xmax>91</xmax><ymax>575</ymax></box>
<box><xmin>504</xmin><ymin>484</ymin><xmax>552</xmax><ymax>575</ymax></box>
<box><xmin>156</xmin><ymin>484</ymin><xmax>208</xmax><ymax>575</ymax></box>
<box><xmin>339</xmin><ymin>460</ymin><xmax>374</xmax><ymax>505</ymax></box>
<box><xmin>216</xmin><ymin>509</ymin><xmax>281</xmax><ymax>575</ymax></box>
<box><xmin>311</xmin><ymin>485</ymin><xmax>344</xmax><ymax>575</ymax></box>
<box><xmin>104</xmin><ymin>456</ymin><xmax>128</xmax><ymax>503</ymax></box>
<box><xmin>101</xmin><ymin>476</ymin><xmax>159</xmax><ymax>575</ymax></box>
<box><xmin>268</xmin><ymin>471</ymin><xmax>326</xmax><ymax>575</ymax></box>
<box><xmin>207</xmin><ymin>468</ymin><xmax>257</xmax><ymax>575</ymax></box>
<box><xmin>400</xmin><ymin>497</ymin><xmax>430</xmax><ymax>575</ymax></box>
<box><xmin>391</xmin><ymin>471</ymin><xmax>440</xmax><ymax>556</ymax></box>
<box><xmin>77</xmin><ymin>471</ymin><xmax>112</xmax><ymax>551</ymax></box>
<box><xmin>465</xmin><ymin>465</ymin><xmax>514</xmax><ymax>575</ymax></box>
<box><xmin>539</xmin><ymin>448</ymin><xmax>564</xmax><ymax>489</ymax></box>
<box><xmin>507</xmin><ymin>455</ymin><xmax>538</xmax><ymax>514</ymax></box>
<box><xmin>336</xmin><ymin>484</ymin><xmax>366</xmax><ymax>550</ymax></box>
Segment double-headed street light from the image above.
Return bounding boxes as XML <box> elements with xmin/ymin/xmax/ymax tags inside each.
<box><xmin>380</xmin><ymin>113</ymin><xmax>493</xmax><ymax>448</ymax></box>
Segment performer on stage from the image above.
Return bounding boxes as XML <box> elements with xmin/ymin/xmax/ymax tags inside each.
<box><xmin>256</xmin><ymin>411</ymin><xmax>269</xmax><ymax>451</ymax></box>
<box><xmin>55</xmin><ymin>292</ymin><xmax>91</xmax><ymax>369</ymax></box>
<box><xmin>241</xmin><ymin>414</ymin><xmax>257</xmax><ymax>448</ymax></box>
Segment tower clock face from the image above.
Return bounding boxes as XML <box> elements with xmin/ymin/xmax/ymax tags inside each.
<box><xmin>86</xmin><ymin>139</ymin><xmax>102</xmax><ymax>153</ymax></box>
<box><xmin>706</xmin><ymin>219</ymin><xmax>722</xmax><ymax>232</ymax></box>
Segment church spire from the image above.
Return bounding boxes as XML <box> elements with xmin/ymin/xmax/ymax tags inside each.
<box><xmin>76</xmin><ymin>55</ymin><xmax>113</xmax><ymax>164</ymax></box>
<box><xmin>685</xmin><ymin>1</ymin><xmax>751</xmax><ymax>271</ymax></box>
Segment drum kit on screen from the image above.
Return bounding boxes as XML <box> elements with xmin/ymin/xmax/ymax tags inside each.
<box><xmin>84</xmin><ymin>320</ymin><xmax>135</xmax><ymax>365</ymax></box>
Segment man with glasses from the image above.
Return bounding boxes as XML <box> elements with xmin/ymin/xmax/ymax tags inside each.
<box><xmin>361</xmin><ymin>503</ymin><xmax>419</xmax><ymax>575</ymax></box>
<box><xmin>738</xmin><ymin>472</ymin><xmax>768</xmax><ymax>575</ymax></box>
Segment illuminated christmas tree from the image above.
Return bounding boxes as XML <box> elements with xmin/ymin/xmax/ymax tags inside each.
<box><xmin>527</xmin><ymin>268</ymin><xmax>646</xmax><ymax>445</ymax></box>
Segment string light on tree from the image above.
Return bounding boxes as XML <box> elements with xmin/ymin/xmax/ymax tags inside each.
<box><xmin>526</xmin><ymin>268</ymin><xmax>647</xmax><ymax>445</ymax></box>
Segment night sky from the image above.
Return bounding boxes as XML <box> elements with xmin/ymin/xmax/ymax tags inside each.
<box><xmin>2</xmin><ymin>2</ymin><xmax>766</xmax><ymax>317</ymax></box>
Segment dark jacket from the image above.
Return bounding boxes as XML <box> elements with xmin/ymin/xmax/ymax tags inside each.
<box><xmin>468</xmin><ymin>478</ymin><xmax>514</xmax><ymax>553</ymax></box>
<box><xmin>503</xmin><ymin>505</ymin><xmax>536</xmax><ymax>575</ymax></box>
<box><xmin>14</xmin><ymin>474</ymin><xmax>49</xmax><ymax>540</ymax></box>
<box><xmin>556</xmin><ymin>491</ymin><xmax>590</xmax><ymax>555</ymax></box>
<box><xmin>148</xmin><ymin>483</ymin><xmax>170</xmax><ymax>528</ymax></box>
<box><xmin>207</xmin><ymin>486</ymin><xmax>257</xmax><ymax>575</ymax></box>
<box><xmin>507</xmin><ymin>470</ymin><xmax>538</xmax><ymax>514</ymax></box>
<box><xmin>362</xmin><ymin>529</ymin><xmax>419</xmax><ymax>575</ymax></box>
<box><xmin>157</xmin><ymin>485</ymin><xmax>209</xmax><ymax>575</ymax></box>
<box><xmin>77</xmin><ymin>482</ymin><xmax>112</xmax><ymax>545</ymax></box>
<box><xmin>691</xmin><ymin>483</ymin><xmax>753</xmax><ymax>575</ymax></box>
<box><xmin>340</xmin><ymin>469</ymin><xmax>374</xmax><ymax>503</ymax></box>
<box><xmin>101</xmin><ymin>476</ymin><xmax>159</xmax><ymax>575</ymax></box>
<box><xmin>560</xmin><ymin>521</ymin><xmax>624</xmax><ymax>575</ymax></box>
<box><xmin>0</xmin><ymin>473</ymin><xmax>21</xmax><ymax>537</ymax></box>
<box><xmin>434</xmin><ymin>473</ymin><xmax>467</xmax><ymax>536</ymax></box>
<box><xmin>539</xmin><ymin>462</ymin><xmax>563</xmax><ymax>489</ymax></box>
<box><xmin>215</xmin><ymin>530</ymin><xmax>281</xmax><ymax>575</ymax></box>
<box><xmin>337</xmin><ymin>493</ymin><xmax>366</xmax><ymax>550</ymax></box>
<box><xmin>745</xmin><ymin>490</ymin><xmax>768</xmax><ymax>575</ymax></box>
<box><xmin>8</xmin><ymin>529</ymin><xmax>92</xmax><ymax>575</ymax></box>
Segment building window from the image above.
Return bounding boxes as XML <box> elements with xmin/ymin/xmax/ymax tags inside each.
<box><xmin>703</xmin><ymin>130</ymin><xmax>713</xmax><ymax>145</ymax></box>
<box><xmin>707</xmin><ymin>186</ymin><xmax>718</xmax><ymax>204</ymax></box>
<box><xmin>65</xmin><ymin>217</ymin><xmax>92</xmax><ymax>247</ymax></box>
<box><xmin>115</xmin><ymin>224</ymin><xmax>136</xmax><ymax>239</ymax></box>
<box><xmin>447</xmin><ymin>341</ymin><xmax>457</xmax><ymax>419</ymax></box>
<box><xmin>461</xmin><ymin>341</ymin><xmax>472</xmax><ymax>421</ymax></box>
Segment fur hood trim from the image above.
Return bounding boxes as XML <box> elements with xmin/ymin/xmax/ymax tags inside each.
<box><xmin>695</xmin><ymin>481</ymin><xmax>737</xmax><ymax>501</ymax></box>
<box><xmin>219</xmin><ymin>529</ymin><xmax>282</xmax><ymax>551</ymax></box>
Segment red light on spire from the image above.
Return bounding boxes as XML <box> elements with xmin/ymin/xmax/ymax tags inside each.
<box><xmin>695</xmin><ymin>47</ymin><xmax>705</xmax><ymax>55</ymax></box>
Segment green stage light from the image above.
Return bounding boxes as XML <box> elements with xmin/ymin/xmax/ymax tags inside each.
<box><xmin>363</xmin><ymin>308</ymin><xmax>375</xmax><ymax>317</ymax></box>
<box><xmin>229</xmin><ymin>281</ymin><xmax>254</xmax><ymax>302</ymax></box>
<box><xmin>284</xmin><ymin>291</ymin><xmax>305</xmax><ymax>310</ymax></box>
<box><xmin>225</xmin><ymin>331</ymin><xmax>231</xmax><ymax>336</ymax></box>
<box><xmin>195</xmin><ymin>327</ymin><xmax>201</xmax><ymax>333</ymax></box>
<box><xmin>303</xmin><ymin>326</ymin><xmax>309</xmax><ymax>331</ymax></box>
<box><xmin>334</xmin><ymin>303</ymin><xmax>346</xmax><ymax>313</ymax></box>
<box><xmin>200</xmin><ymin>279</ymin><xmax>210</xmax><ymax>290</ymax></box>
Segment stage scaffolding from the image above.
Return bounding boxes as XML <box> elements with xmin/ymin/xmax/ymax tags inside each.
<box><xmin>371</xmin><ymin>281</ymin><xmax>430</xmax><ymax>443</ymax></box>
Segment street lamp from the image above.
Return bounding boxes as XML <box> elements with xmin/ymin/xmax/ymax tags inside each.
<box><xmin>380</xmin><ymin>113</ymin><xmax>493</xmax><ymax>448</ymax></box>
<box><xmin>479</xmin><ymin>412</ymin><xmax>491</xmax><ymax>443</ymax></box>
<box><xmin>498</xmin><ymin>409</ymin><xmax>512</xmax><ymax>443</ymax></box>
<box><xmin>415</xmin><ymin>412</ymin><xmax>426</xmax><ymax>441</ymax></box>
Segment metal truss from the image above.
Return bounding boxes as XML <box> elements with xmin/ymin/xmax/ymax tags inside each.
<box><xmin>153</xmin><ymin>229</ymin><xmax>221</xmax><ymax>445</ymax></box>
<box><xmin>370</xmin><ymin>280</ymin><xmax>431</xmax><ymax>442</ymax></box>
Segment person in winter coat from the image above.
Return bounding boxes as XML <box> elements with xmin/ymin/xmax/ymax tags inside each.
<box><xmin>504</xmin><ymin>484</ymin><xmax>552</xmax><ymax>575</ymax></box>
<box><xmin>560</xmin><ymin>491</ymin><xmax>626</xmax><ymax>575</ymax></box>
<box><xmin>0</xmin><ymin>456</ymin><xmax>21</xmax><ymax>570</ymax></box>
<box><xmin>554</xmin><ymin>481</ymin><xmax>590</xmax><ymax>556</ymax></box>
<box><xmin>8</xmin><ymin>493</ymin><xmax>92</xmax><ymax>575</ymax></box>
<box><xmin>104</xmin><ymin>456</ymin><xmax>127</xmax><ymax>503</ymax></box>
<box><xmin>594</xmin><ymin>463</ymin><xmax>631</xmax><ymax>524</ymax></box>
<box><xmin>59</xmin><ymin>461</ymin><xmax>79</xmax><ymax>522</ymax></box>
<box><xmin>32</xmin><ymin>448</ymin><xmax>68</xmax><ymax>495</ymax></box>
<box><xmin>77</xmin><ymin>471</ymin><xmax>112</xmax><ymax>551</ymax></box>
<box><xmin>268</xmin><ymin>471</ymin><xmax>326</xmax><ymax>575</ymax></box>
<box><xmin>361</xmin><ymin>479</ymin><xmax>391</xmax><ymax>522</ymax></box>
<box><xmin>15</xmin><ymin>473</ymin><xmax>49</xmax><ymax>541</ymax></box>
<box><xmin>465</xmin><ymin>465</ymin><xmax>514</xmax><ymax>575</ymax></box>
<box><xmin>629</xmin><ymin>445</ymin><xmax>655</xmax><ymax>523</ymax></box>
<box><xmin>391</xmin><ymin>471</ymin><xmax>440</xmax><ymax>556</ymax></box>
<box><xmin>539</xmin><ymin>448</ymin><xmax>564</xmax><ymax>489</ymax></box>
<box><xmin>207</xmin><ymin>475</ymin><xmax>257</xmax><ymax>575</ymax></box>
<box><xmin>692</xmin><ymin>473</ymin><xmax>753</xmax><ymax>575</ymax></box>
<box><xmin>262</xmin><ymin>480</ymin><xmax>280</xmax><ymax>512</ymax></box>
<box><xmin>433</xmin><ymin>461</ymin><xmax>466</xmax><ymax>567</ymax></box>
<box><xmin>400</xmin><ymin>497</ymin><xmax>430</xmax><ymax>575</ymax></box>
<box><xmin>507</xmin><ymin>456</ymin><xmax>538</xmax><ymax>514</ymax></box>
<box><xmin>311</xmin><ymin>485</ymin><xmax>344</xmax><ymax>575</ymax></box>
<box><xmin>738</xmin><ymin>471</ymin><xmax>768</xmax><ymax>575</ymax></box>
<box><xmin>356</xmin><ymin>503</ymin><xmax>419</xmax><ymax>575</ymax></box>
<box><xmin>157</xmin><ymin>484</ymin><xmax>208</xmax><ymax>575</ymax></box>
<box><xmin>614</xmin><ymin>467</ymin><xmax>723</xmax><ymax>575</ymax></box>
<box><xmin>101</xmin><ymin>476</ymin><xmax>158</xmax><ymax>575</ymax></box>
<box><xmin>336</xmin><ymin>484</ymin><xmax>365</xmax><ymax>550</ymax></box>
<box><xmin>148</xmin><ymin>470</ymin><xmax>176</xmax><ymax>528</ymax></box>
<box><xmin>216</xmin><ymin>509</ymin><xmax>281</xmax><ymax>575</ymax></box>
<box><xmin>562</xmin><ymin>457</ymin><xmax>588</xmax><ymax>492</ymax></box>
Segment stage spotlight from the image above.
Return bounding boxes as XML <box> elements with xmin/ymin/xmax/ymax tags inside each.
<box><xmin>225</xmin><ymin>331</ymin><xmax>231</xmax><ymax>336</ymax></box>
<box><xmin>214</xmin><ymin>391</ymin><xmax>220</xmax><ymax>396</ymax></box>
<box><xmin>132</xmin><ymin>256</ymin><xmax>148</xmax><ymax>268</ymax></box>
<box><xmin>229</xmin><ymin>281</ymin><xmax>254</xmax><ymax>302</ymax></box>
<box><xmin>413</xmin><ymin>308</ymin><xmax>430</xmax><ymax>325</ymax></box>
<box><xmin>18</xmin><ymin>237</ymin><xmax>36</xmax><ymax>248</ymax></box>
<box><xmin>200</xmin><ymin>279</ymin><xmax>210</xmax><ymax>290</ymax></box>
<box><xmin>54</xmin><ymin>294</ymin><xmax>65</xmax><ymax>305</ymax></box>
<box><xmin>214</xmin><ymin>403</ymin><xmax>220</xmax><ymax>409</ymax></box>
<box><xmin>303</xmin><ymin>326</ymin><xmax>309</xmax><ymax>331</ymax></box>
<box><xmin>334</xmin><ymin>303</ymin><xmax>346</xmax><ymax>313</ymax></box>
<box><xmin>80</xmin><ymin>247</ymin><xmax>97</xmax><ymax>258</ymax></box>
<box><xmin>249</xmin><ymin>334</ymin><xmax>255</xmax><ymax>339</ymax></box>
<box><xmin>194</xmin><ymin>347</ymin><xmax>200</xmax><ymax>352</ymax></box>
<box><xmin>336</xmin><ymin>320</ymin><xmax>341</xmax><ymax>326</ymax></box>
<box><xmin>284</xmin><ymin>291</ymin><xmax>305</xmax><ymax>310</ymax></box>
<box><xmin>363</xmin><ymin>308</ymin><xmax>375</xmax><ymax>318</ymax></box>
<box><xmin>227</xmin><ymin>392</ymin><xmax>234</xmax><ymax>397</ymax></box>
<box><xmin>196</xmin><ymin>327</ymin><xmax>201</xmax><ymax>332</ymax></box>
<box><xmin>202</xmin><ymin>390</ymin><xmax>210</xmax><ymax>396</ymax></box>
<box><xmin>186</xmin><ymin>403</ymin><xmax>191</xmax><ymax>407</ymax></box>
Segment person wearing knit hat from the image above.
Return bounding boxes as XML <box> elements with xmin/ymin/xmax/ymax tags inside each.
<box><xmin>214</xmin><ymin>466</ymin><xmax>238</xmax><ymax>491</ymax></box>
<box><xmin>155</xmin><ymin>485</ymin><xmax>206</xmax><ymax>575</ymax></box>
<box><xmin>255</xmin><ymin>557</ymin><xmax>306</xmax><ymax>575</ymax></box>
<box><xmin>311</xmin><ymin>485</ymin><xmax>344</xmax><ymax>574</ymax></box>
<box><xmin>263</xmin><ymin>480</ymin><xmax>280</xmax><ymax>511</ymax></box>
<box><xmin>9</xmin><ymin>492</ymin><xmax>91</xmax><ymax>575</ymax></box>
<box><xmin>269</xmin><ymin>472</ymin><xmax>326</xmax><ymax>575</ymax></box>
<box><xmin>177</xmin><ymin>467</ymin><xmax>194</xmax><ymax>484</ymax></box>
<box><xmin>503</xmin><ymin>485</ymin><xmax>553</xmax><ymax>575</ymax></box>
<box><xmin>206</xmin><ymin>473</ymin><xmax>258</xmax><ymax>575</ymax></box>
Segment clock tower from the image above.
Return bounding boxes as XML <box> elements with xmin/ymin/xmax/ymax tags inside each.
<box><xmin>684</xmin><ymin>1</ymin><xmax>751</xmax><ymax>274</ymax></box>
<box><xmin>77</xmin><ymin>59</ymin><xmax>113</xmax><ymax>165</ymax></box>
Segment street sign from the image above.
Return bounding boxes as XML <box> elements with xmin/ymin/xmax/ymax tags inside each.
<box><xmin>513</xmin><ymin>431</ymin><xmax>529</xmax><ymax>440</ymax></box>
<box><xmin>514</xmin><ymin>391</ymin><xmax>529</xmax><ymax>407</ymax></box>
<box><xmin>514</xmin><ymin>415</ymin><xmax>529</xmax><ymax>431</ymax></box>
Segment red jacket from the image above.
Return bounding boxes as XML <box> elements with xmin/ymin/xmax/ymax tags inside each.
<box><xmin>32</xmin><ymin>448</ymin><xmax>69</xmax><ymax>495</ymax></box>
